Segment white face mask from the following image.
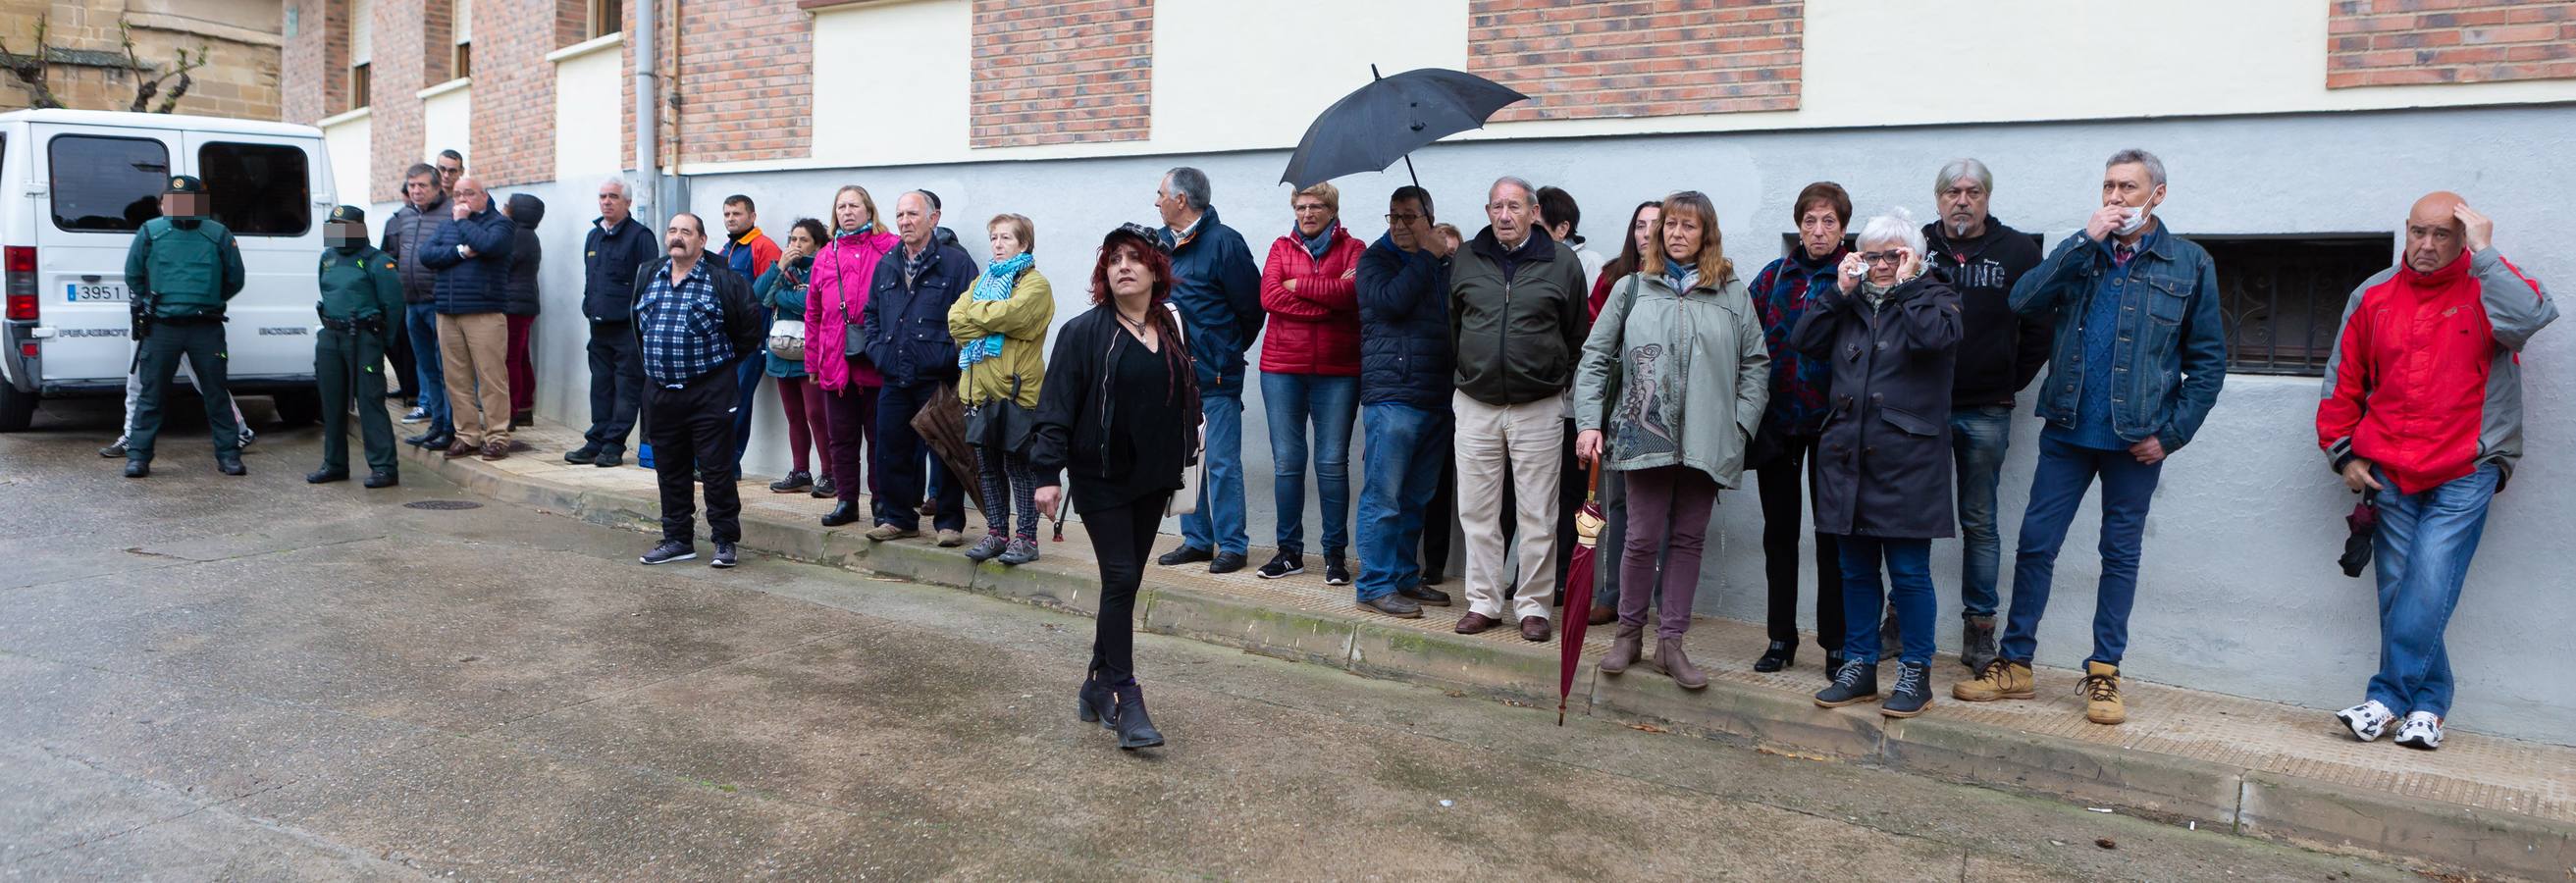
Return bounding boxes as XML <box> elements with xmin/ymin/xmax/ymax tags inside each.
<box><xmin>2116</xmin><ymin>205</ymin><xmax>2151</xmax><ymax>237</ymax></box>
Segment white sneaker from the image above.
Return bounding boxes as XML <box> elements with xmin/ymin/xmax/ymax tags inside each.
<box><xmin>2335</xmin><ymin>700</ymin><xmax>2396</xmax><ymax>742</ymax></box>
<box><xmin>2392</xmin><ymin>711</ymin><xmax>2445</xmax><ymax>751</ymax></box>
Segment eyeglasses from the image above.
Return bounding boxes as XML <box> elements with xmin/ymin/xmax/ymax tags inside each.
<box><xmin>1385</xmin><ymin>213</ymin><xmax>1423</xmax><ymax>225</ymax></box>
<box><xmin>1860</xmin><ymin>251</ymin><xmax>1904</xmax><ymax>265</ymax></box>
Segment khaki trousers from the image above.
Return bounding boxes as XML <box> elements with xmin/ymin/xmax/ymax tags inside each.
<box><xmin>437</xmin><ymin>312</ymin><xmax>512</xmax><ymax>447</ymax></box>
<box><xmin>1453</xmin><ymin>390</ymin><xmax>1563</xmax><ymax>621</ymax></box>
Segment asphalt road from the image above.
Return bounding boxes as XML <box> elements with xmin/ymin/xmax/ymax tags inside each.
<box><xmin>0</xmin><ymin>398</ymin><xmax>2419</xmax><ymax>881</ymax></box>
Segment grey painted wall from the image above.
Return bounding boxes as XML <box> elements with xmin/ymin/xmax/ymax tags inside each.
<box><xmin>477</xmin><ymin>103</ymin><xmax>2576</xmax><ymax>744</ymax></box>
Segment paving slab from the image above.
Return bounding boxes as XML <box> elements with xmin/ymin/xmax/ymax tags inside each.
<box><xmin>385</xmin><ymin>408</ymin><xmax>2576</xmax><ymax>877</ymax></box>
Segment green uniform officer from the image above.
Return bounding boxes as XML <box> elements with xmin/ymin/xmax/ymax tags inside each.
<box><xmin>122</xmin><ymin>174</ymin><xmax>247</xmax><ymax>479</ymax></box>
<box><xmin>311</xmin><ymin>205</ymin><xmax>406</xmax><ymax>487</ymax></box>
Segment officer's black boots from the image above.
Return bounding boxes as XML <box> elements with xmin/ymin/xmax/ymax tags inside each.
<box><xmin>216</xmin><ymin>452</ymin><xmax>246</xmax><ymax>476</ymax></box>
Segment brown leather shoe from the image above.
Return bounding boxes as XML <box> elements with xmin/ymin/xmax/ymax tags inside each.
<box><xmin>1453</xmin><ymin>611</ymin><xmax>1501</xmax><ymax>635</ymax></box>
<box><xmin>1587</xmin><ymin>602</ymin><xmax>1614</xmax><ymax>626</ymax></box>
<box><xmin>444</xmin><ymin>441</ymin><xmax>476</xmax><ymax>458</ymax></box>
<box><xmin>1519</xmin><ymin>615</ymin><xmax>1552</xmax><ymax>643</ymax></box>
<box><xmin>480</xmin><ymin>440</ymin><xmax>508</xmax><ymax>461</ymax></box>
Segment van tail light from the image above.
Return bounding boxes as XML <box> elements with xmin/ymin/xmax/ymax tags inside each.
<box><xmin>3</xmin><ymin>246</ymin><xmax>34</xmax><ymax>321</ymax></box>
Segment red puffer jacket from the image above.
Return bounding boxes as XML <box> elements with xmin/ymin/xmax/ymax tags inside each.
<box><xmin>1258</xmin><ymin>226</ymin><xmax>1365</xmax><ymax>376</ymax></box>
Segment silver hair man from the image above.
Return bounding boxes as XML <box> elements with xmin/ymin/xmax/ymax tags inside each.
<box><xmin>1162</xmin><ymin>167</ymin><xmax>1212</xmax><ymax>213</ymax></box>
<box><xmin>2106</xmin><ymin>148</ymin><xmax>2166</xmax><ymax>186</ymax></box>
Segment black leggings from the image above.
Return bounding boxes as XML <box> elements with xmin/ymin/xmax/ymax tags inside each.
<box><xmin>1084</xmin><ymin>492</ymin><xmax>1172</xmax><ymax>684</ymax></box>
<box><xmin>1758</xmin><ymin>434</ymin><xmax>1843</xmax><ymax>651</ymax></box>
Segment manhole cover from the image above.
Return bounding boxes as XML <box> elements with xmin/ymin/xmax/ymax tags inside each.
<box><xmin>403</xmin><ymin>499</ymin><xmax>483</xmax><ymax>510</ymax></box>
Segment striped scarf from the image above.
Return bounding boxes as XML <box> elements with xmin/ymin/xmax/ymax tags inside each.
<box><xmin>960</xmin><ymin>252</ymin><xmax>1033</xmax><ymax>369</ymax></box>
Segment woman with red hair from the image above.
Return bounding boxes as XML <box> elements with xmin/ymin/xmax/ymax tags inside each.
<box><xmin>1031</xmin><ymin>224</ymin><xmax>1201</xmax><ymax>751</ymax></box>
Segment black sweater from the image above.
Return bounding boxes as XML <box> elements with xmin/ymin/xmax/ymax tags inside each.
<box><xmin>1923</xmin><ymin>218</ymin><xmax>2050</xmax><ymax>408</ymax></box>
<box><xmin>1030</xmin><ymin>305</ymin><xmax>1200</xmax><ymax>514</ymax></box>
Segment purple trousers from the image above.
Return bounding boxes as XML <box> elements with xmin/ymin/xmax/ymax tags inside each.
<box><xmin>1619</xmin><ymin>465</ymin><xmax>1719</xmax><ymax>640</ymax></box>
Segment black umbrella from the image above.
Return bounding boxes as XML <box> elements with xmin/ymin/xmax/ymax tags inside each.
<box><xmin>1280</xmin><ymin>66</ymin><xmax>1528</xmax><ymax>189</ymax></box>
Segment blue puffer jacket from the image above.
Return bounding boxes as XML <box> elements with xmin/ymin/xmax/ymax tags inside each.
<box><xmin>863</xmin><ymin>237</ymin><xmax>978</xmax><ymax>389</ymax></box>
<box><xmin>1157</xmin><ymin>207</ymin><xmax>1265</xmax><ymax>397</ymax></box>
<box><xmin>418</xmin><ymin>203</ymin><xmax>516</xmax><ymax>315</ymax></box>
<box><xmin>1355</xmin><ymin>234</ymin><xmax>1451</xmax><ymax>409</ymax></box>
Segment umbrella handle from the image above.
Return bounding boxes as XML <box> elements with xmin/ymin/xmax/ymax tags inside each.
<box><xmin>1586</xmin><ymin>459</ymin><xmax>1601</xmax><ymax>502</ymax></box>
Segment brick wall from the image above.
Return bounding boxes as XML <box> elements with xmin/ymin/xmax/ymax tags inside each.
<box><xmin>365</xmin><ymin>0</ymin><xmax>452</xmax><ymax>202</ymax></box>
<box><xmin>970</xmin><ymin>0</ymin><xmax>1154</xmax><ymax>148</ymax></box>
<box><xmin>1469</xmin><ymin>0</ymin><xmax>1802</xmax><ymax>122</ymax></box>
<box><xmin>280</xmin><ymin>0</ymin><xmax>343</xmax><ymax>124</ymax></box>
<box><xmin>466</xmin><ymin>0</ymin><xmax>588</xmax><ymax>186</ymax></box>
<box><xmin>2328</xmin><ymin>1</ymin><xmax>2575</xmax><ymax>87</ymax></box>
<box><xmin>667</xmin><ymin>0</ymin><xmax>808</xmax><ymax>165</ymax></box>
<box><xmin>0</xmin><ymin>0</ymin><xmax>284</xmax><ymax>120</ymax></box>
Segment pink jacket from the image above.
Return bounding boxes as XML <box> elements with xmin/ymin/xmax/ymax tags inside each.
<box><xmin>805</xmin><ymin>230</ymin><xmax>901</xmax><ymax>390</ymax></box>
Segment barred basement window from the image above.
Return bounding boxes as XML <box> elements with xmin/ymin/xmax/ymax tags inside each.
<box><xmin>2185</xmin><ymin>235</ymin><xmax>2392</xmax><ymax>377</ymax></box>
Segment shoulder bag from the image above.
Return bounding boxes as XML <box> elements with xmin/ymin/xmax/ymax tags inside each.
<box><xmin>1166</xmin><ymin>303</ymin><xmax>1206</xmax><ymax>518</ymax></box>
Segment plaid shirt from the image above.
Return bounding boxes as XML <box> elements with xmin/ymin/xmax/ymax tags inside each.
<box><xmin>637</xmin><ymin>259</ymin><xmax>735</xmax><ymax>386</ymax></box>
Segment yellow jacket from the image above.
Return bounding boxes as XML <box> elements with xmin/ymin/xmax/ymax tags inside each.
<box><xmin>948</xmin><ymin>269</ymin><xmax>1054</xmax><ymax>407</ymax></box>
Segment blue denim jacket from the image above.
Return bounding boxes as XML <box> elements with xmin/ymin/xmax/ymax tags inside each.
<box><xmin>2009</xmin><ymin>224</ymin><xmax>2228</xmax><ymax>450</ymax></box>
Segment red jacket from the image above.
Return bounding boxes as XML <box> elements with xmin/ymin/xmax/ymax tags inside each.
<box><xmin>1258</xmin><ymin>226</ymin><xmax>1365</xmax><ymax>376</ymax></box>
<box><xmin>2318</xmin><ymin>248</ymin><xmax>2555</xmax><ymax>494</ymax></box>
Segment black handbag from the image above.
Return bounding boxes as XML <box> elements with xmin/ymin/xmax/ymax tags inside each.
<box><xmin>965</xmin><ymin>376</ymin><xmax>1039</xmax><ymax>454</ymax></box>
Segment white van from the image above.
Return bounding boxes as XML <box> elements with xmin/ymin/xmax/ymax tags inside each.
<box><xmin>0</xmin><ymin>108</ymin><xmax>335</xmax><ymax>432</ymax></box>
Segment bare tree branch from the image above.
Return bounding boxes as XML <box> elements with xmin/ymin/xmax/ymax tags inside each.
<box><xmin>0</xmin><ymin>16</ymin><xmax>66</xmax><ymax>110</ymax></box>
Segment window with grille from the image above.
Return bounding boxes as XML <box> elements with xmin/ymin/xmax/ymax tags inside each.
<box><xmin>451</xmin><ymin>0</ymin><xmax>472</xmax><ymax>78</ymax></box>
<box><xmin>2184</xmin><ymin>235</ymin><xmax>2392</xmax><ymax>377</ymax></box>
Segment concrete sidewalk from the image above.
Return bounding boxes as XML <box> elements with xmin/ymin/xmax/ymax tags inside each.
<box><xmin>384</xmin><ymin>408</ymin><xmax>2574</xmax><ymax>879</ymax></box>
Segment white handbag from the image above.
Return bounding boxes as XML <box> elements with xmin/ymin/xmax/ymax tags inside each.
<box><xmin>1164</xmin><ymin>302</ymin><xmax>1204</xmax><ymax>518</ymax></box>
<box><xmin>1167</xmin><ymin>426</ymin><xmax>1205</xmax><ymax>517</ymax></box>
<box><xmin>767</xmin><ymin>318</ymin><xmax>807</xmax><ymax>361</ymax></box>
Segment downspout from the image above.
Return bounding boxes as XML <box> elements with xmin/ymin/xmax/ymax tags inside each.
<box><xmin>632</xmin><ymin>0</ymin><xmax>660</xmax><ymax>226</ymax></box>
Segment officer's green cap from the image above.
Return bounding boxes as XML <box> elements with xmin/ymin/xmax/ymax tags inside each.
<box><xmin>164</xmin><ymin>175</ymin><xmax>206</xmax><ymax>194</ymax></box>
<box><xmin>329</xmin><ymin>204</ymin><xmax>366</xmax><ymax>224</ymax></box>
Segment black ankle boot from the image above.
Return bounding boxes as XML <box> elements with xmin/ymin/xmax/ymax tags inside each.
<box><xmin>1077</xmin><ymin>673</ymin><xmax>1115</xmax><ymax>730</ymax></box>
<box><xmin>1110</xmin><ymin>681</ymin><xmax>1164</xmax><ymax>750</ymax></box>
<box><xmin>1754</xmin><ymin>640</ymin><xmax>1796</xmax><ymax>673</ymax></box>
<box><xmin>820</xmin><ymin>500</ymin><xmax>861</xmax><ymax>527</ymax></box>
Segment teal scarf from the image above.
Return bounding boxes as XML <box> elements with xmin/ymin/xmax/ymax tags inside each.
<box><xmin>960</xmin><ymin>252</ymin><xmax>1033</xmax><ymax>369</ymax></box>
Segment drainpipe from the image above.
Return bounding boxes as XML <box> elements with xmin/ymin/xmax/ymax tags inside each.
<box><xmin>632</xmin><ymin>0</ymin><xmax>660</xmax><ymax>226</ymax></box>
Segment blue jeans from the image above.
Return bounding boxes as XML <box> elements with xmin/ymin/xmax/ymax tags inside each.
<box><xmin>1179</xmin><ymin>391</ymin><xmax>1249</xmax><ymax>555</ymax></box>
<box><xmin>405</xmin><ymin>305</ymin><xmax>451</xmax><ymax>433</ymax></box>
<box><xmin>2367</xmin><ymin>463</ymin><xmax>2497</xmax><ymax>719</ymax></box>
<box><xmin>1839</xmin><ymin>536</ymin><xmax>1936</xmax><ymax>666</ymax></box>
<box><xmin>1354</xmin><ymin>402</ymin><xmax>1448</xmax><ymax>600</ymax></box>
<box><xmin>1261</xmin><ymin>372</ymin><xmax>1359</xmax><ymax>557</ymax></box>
<box><xmin>2000</xmin><ymin>436</ymin><xmax>2162</xmax><ymax>667</ymax></box>
<box><xmin>1949</xmin><ymin>405</ymin><xmax>2013</xmax><ymax>617</ymax></box>
<box><xmin>729</xmin><ymin>306</ymin><xmax>771</xmax><ymax>471</ymax></box>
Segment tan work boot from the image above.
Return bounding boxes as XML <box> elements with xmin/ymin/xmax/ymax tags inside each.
<box><xmin>2081</xmin><ymin>661</ymin><xmax>2127</xmax><ymax>725</ymax></box>
<box><xmin>1952</xmin><ymin>658</ymin><xmax>2035</xmax><ymax>701</ymax></box>
<box><xmin>1654</xmin><ymin>638</ymin><xmax>1709</xmax><ymax>691</ymax></box>
<box><xmin>1599</xmin><ymin>624</ymin><xmax>1644</xmax><ymax>675</ymax></box>
<box><xmin>865</xmin><ymin>524</ymin><xmax>920</xmax><ymax>543</ymax></box>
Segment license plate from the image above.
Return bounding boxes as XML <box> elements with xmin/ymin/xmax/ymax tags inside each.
<box><xmin>67</xmin><ymin>283</ymin><xmax>129</xmax><ymax>302</ymax></box>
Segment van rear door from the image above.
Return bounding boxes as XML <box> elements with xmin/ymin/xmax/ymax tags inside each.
<box><xmin>30</xmin><ymin>125</ymin><xmax>177</xmax><ymax>388</ymax></box>
<box><xmin>186</xmin><ymin>131</ymin><xmax>325</xmax><ymax>386</ymax></box>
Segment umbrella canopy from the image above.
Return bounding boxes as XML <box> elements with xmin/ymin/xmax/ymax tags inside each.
<box><xmin>908</xmin><ymin>381</ymin><xmax>991</xmax><ymax>518</ymax></box>
<box><xmin>1559</xmin><ymin>462</ymin><xmax>1604</xmax><ymax>725</ymax></box>
<box><xmin>1280</xmin><ymin>67</ymin><xmax>1527</xmax><ymax>188</ymax></box>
